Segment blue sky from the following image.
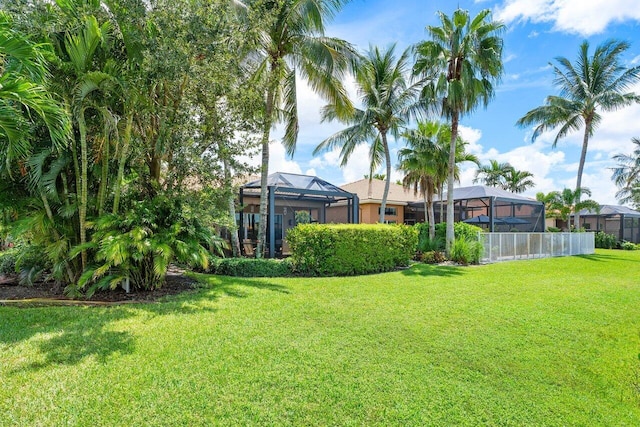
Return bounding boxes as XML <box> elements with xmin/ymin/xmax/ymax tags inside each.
<box><xmin>261</xmin><ymin>0</ymin><xmax>640</xmax><ymax>205</ymax></box>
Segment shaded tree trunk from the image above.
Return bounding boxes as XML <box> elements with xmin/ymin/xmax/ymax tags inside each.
<box><xmin>446</xmin><ymin>111</ymin><xmax>459</xmax><ymax>256</ymax></box>
<box><xmin>378</xmin><ymin>132</ymin><xmax>391</xmax><ymax>223</ymax></box>
<box><xmin>574</xmin><ymin>118</ymin><xmax>592</xmax><ymax>230</ymax></box>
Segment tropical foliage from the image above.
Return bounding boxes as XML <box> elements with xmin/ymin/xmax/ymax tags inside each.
<box><xmin>517</xmin><ymin>39</ymin><xmax>640</xmax><ymax>226</ymax></box>
<box><xmin>612</xmin><ymin>137</ymin><xmax>640</xmax><ymax>209</ymax></box>
<box><xmin>414</xmin><ymin>8</ymin><xmax>504</xmax><ymax>254</ymax></box>
<box><xmin>315</xmin><ymin>44</ymin><xmax>418</xmax><ymax>223</ymax></box>
<box><xmin>474</xmin><ymin>160</ymin><xmax>535</xmax><ymax>193</ymax></box>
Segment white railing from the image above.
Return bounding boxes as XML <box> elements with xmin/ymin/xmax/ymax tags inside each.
<box><xmin>481</xmin><ymin>232</ymin><xmax>595</xmax><ymax>263</ymax></box>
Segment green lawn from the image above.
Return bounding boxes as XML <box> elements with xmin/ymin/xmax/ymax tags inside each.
<box><xmin>1</xmin><ymin>250</ymin><xmax>640</xmax><ymax>426</ymax></box>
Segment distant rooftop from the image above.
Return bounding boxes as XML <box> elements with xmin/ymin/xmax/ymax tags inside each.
<box><xmin>340</xmin><ymin>178</ymin><xmax>421</xmax><ymax>204</ymax></box>
<box><xmin>434</xmin><ymin>185</ymin><xmax>541</xmax><ymax>204</ymax></box>
<box><xmin>575</xmin><ymin>204</ymin><xmax>640</xmax><ymax>217</ymax></box>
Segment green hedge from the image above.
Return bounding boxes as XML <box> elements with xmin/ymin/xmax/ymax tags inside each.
<box><xmin>286</xmin><ymin>224</ymin><xmax>418</xmax><ymax>276</ymax></box>
<box><xmin>594</xmin><ymin>231</ymin><xmax>618</xmax><ymax>249</ymax></box>
<box><xmin>210</xmin><ymin>257</ymin><xmax>294</xmax><ymax>277</ymax></box>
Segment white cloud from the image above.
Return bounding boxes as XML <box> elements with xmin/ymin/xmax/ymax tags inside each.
<box><xmin>494</xmin><ymin>0</ymin><xmax>640</xmax><ymax>36</ymax></box>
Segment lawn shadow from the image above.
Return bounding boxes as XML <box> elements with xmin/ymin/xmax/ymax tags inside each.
<box><xmin>401</xmin><ymin>263</ymin><xmax>467</xmax><ymax>278</ymax></box>
<box><xmin>134</xmin><ymin>275</ymin><xmax>290</xmax><ymax>316</ymax></box>
<box><xmin>574</xmin><ymin>252</ymin><xmax>634</xmax><ymax>263</ymax></box>
<box><xmin>1</xmin><ymin>307</ymin><xmax>135</xmax><ymax>372</ymax></box>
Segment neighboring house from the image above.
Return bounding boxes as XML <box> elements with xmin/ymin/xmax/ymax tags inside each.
<box><xmin>563</xmin><ymin>205</ymin><xmax>640</xmax><ymax>243</ymax></box>
<box><xmin>333</xmin><ymin>178</ymin><xmax>423</xmax><ymax>224</ymax></box>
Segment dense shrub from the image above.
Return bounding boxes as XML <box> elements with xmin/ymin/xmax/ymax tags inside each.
<box><xmin>0</xmin><ymin>248</ymin><xmax>17</xmax><ymax>275</ymax></box>
<box><xmin>414</xmin><ymin>222</ymin><xmax>444</xmax><ymax>252</ymax></box>
<box><xmin>546</xmin><ymin>226</ymin><xmax>561</xmax><ymax>232</ymax></box>
<box><xmin>420</xmin><ymin>250</ymin><xmax>447</xmax><ymax>264</ymax></box>
<box><xmin>450</xmin><ymin>238</ymin><xmax>484</xmax><ymax>265</ymax></box>
<box><xmin>210</xmin><ymin>258</ymin><xmax>294</xmax><ymax>277</ymax></box>
<box><xmin>287</xmin><ymin>224</ymin><xmax>418</xmax><ymax>276</ymax></box>
<box><xmin>621</xmin><ymin>241</ymin><xmax>638</xmax><ymax>251</ymax></box>
<box><xmin>594</xmin><ymin>231</ymin><xmax>618</xmax><ymax>249</ymax></box>
<box><xmin>434</xmin><ymin>222</ymin><xmax>483</xmax><ymax>243</ymax></box>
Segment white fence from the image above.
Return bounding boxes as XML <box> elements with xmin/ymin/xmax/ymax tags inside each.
<box><xmin>481</xmin><ymin>232</ymin><xmax>595</xmax><ymax>263</ymax></box>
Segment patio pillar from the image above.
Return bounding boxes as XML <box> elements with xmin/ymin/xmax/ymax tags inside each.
<box><xmin>239</xmin><ymin>188</ymin><xmax>244</xmax><ymax>249</ymax></box>
<box><xmin>489</xmin><ymin>197</ymin><xmax>495</xmax><ymax>232</ymax></box>
<box><xmin>353</xmin><ymin>195</ymin><xmax>359</xmax><ymax>224</ymax></box>
<box><xmin>269</xmin><ymin>186</ymin><xmax>275</xmax><ymax>258</ymax></box>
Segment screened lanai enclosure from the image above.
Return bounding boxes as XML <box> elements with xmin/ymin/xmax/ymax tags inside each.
<box><xmin>570</xmin><ymin>205</ymin><xmax>640</xmax><ymax>243</ymax></box>
<box><xmin>426</xmin><ymin>185</ymin><xmax>545</xmax><ymax>232</ymax></box>
<box><xmin>239</xmin><ymin>172</ymin><xmax>359</xmax><ymax>258</ymax></box>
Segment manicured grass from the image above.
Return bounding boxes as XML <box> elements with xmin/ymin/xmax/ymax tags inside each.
<box><xmin>1</xmin><ymin>249</ymin><xmax>640</xmax><ymax>426</ymax></box>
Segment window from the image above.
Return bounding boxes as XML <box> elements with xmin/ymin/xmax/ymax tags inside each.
<box><xmin>378</xmin><ymin>207</ymin><xmax>397</xmax><ymax>216</ymax></box>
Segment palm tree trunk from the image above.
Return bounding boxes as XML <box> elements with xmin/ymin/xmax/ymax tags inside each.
<box><xmin>574</xmin><ymin>119</ymin><xmax>591</xmax><ymax>230</ymax></box>
<box><xmin>77</xmin><ymin>109</ymin><xmax>88</xmax><ymax>270</ymax></box>
<box><xmin>97</xmin><ymin>122</ymin><xmax>109</xmax><ymax>216</ymax></box>
<box><xmin>446</xmin><ymin>112</ymin><xmax>459</xmax><ymax>256</ymax></box>
<box><xmin>223</xmin><ymin>152</ymin><xmax>241</xmax><ymax>257</ymax></box>
<box><xmin>427</xmin><ymin>187</ymin><xmax>435</xmax><ymax>240</ymax></box>
<box><xmin>379</xmin><ymin>132</ymin><xmax>391</xmax><ymax>223</ymax></box>
<box><xmin>256</xmin><ymin>67</ymin><xmax>278</xmax><ymax>258</ymax></box>
<box><xmin>113</xmin><ymin>114</ymin><xmax>133</xmax><ymax>214</ymax></box>
<box><xmin>439</xmin><ymin>183</ymin><xmax>444</xmax><ymax>223</ymax></box>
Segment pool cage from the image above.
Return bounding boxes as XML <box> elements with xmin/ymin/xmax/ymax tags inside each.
<box><xmin>239</xmin><ymin>172</ymin><xmax>359</xmax><ymax>257</ymax></box>
<box><xmin>428</xmin><ymin>185</ymin><xmax>545</xmax><ymax>232</ymax></box>
<box><xmin>570</xmin><ymin>205</ymin><xmax>640</xmax><ymax>243</ymax></box>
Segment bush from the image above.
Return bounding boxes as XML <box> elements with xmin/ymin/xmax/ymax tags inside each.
<box><xmin>594</xmin><ymin>231</ymin><xmax>618</xmax><ymax>249</ymax></box>
<box><xmin>621</xmin><ymin>241</ymin><xmax>638</xmax><ymax>251</ymax></box>
<box><xmin>450</xmin><ymin>238</ymin><xmax>484</xmax><ymax>265</ymax></box>
<box><xmin>210</xmin><ymin>258</ymin><xmax>294</xmax><ymax>277</ymax></box>
<box><xmin>546</xmin><ymin>226</ymin><xmax>561</xmax><ymax>232</ymax></box>
<box><xmin>286</xmin><ymin>223</ymin><xmax>418</xmax><ymax>276</ymax></box>
<box><xmin>414</xmin><ymin>222</ymin><xmax>444</xmax><ymax>252</ymax></box>
<box><xmin>420</xmin><ymin>250</ymin><xmax>447</xmax><ymax>264</ymax></box>
<box><xmin>0</xmin><ymin>248</ymin><xmax>17</xmax><ymax>275</ymax></box>
<box><xmin>434</xmin><ymin>222</ymin><xmax>483</xmax><ymax>243</ymax></box>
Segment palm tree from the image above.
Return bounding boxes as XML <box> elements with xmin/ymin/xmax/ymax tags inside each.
<box><xmin>241</xmin><ymin>0</ymin><xmax>355</xmax><ymax>257</ymax></box>
<box><xmin>612</xmin><ymin>137</ymin><xmax>640</xmax><ymax>209</ymax></box>
<box><xmin>314</xmin><ymin>44</ymin><xmax>419</xmax><ymax>223</ymax></box>
<box><xmin>517</xmin><ymin>40</ymin><xmax>640</xmax><ymax>228</ymax></box>
<box><xmin>502</xmin><ymin>168</ymin><xmax>535</xmax><ymax>193</ymax></box>
<box><xmin>0</xmin><ymin>12</ymin><xmax>69</xmax><ymax>175</ymax></box>
<box><xmin>474</xmin><ymin>160</ymin><xmax>513</xmax><ymax>188</ymax></box>
<box><xmin>398</xmin><ymin>122</ymin><xmax>442</xmax><ymax>239</ymax></box>
<box><xmin>414</xmin><ymin>8</ymin><xmax>504</xmax><ymax>255</ymax></box>
<box><xmin>536</xmin><ymin>191</ymin><xmax>562</xmax><ymax>219</ymax></box>
<box><xmin>557</xmin><ymin>187</ymin><xmax>600</xmax><ymax>230</ymax></box>
<box><xmin>399</xmin><ymin>121</ymin><xmax>478</xmax><ymax>239</ymax></box>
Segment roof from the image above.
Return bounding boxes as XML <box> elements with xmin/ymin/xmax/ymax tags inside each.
<box><xmin>242</xmin><ymin>172</ymin><xmax>354</xmax><ymax>199</ymax></box>
<box><xmin>340</xmin><ymin>178</ymin><xmax>422</xmax><ymax>205</ymax></box>
<box><xmin>575</xmin><ymin>204</ymin><xmax>640</xmax><ymax>218</ymax></box>
<box><xmin>434</xmin><ymin>185</ymin><xmax>542</xmax><ymax>205</ymax></box>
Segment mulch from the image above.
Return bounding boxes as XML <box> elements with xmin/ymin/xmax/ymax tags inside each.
<box><xmin>0</xmin><ymin>269</ymin><xmax>199</xmax><ymax>305</ymax></box>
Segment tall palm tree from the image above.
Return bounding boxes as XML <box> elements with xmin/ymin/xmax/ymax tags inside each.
<box><xmin>315</xmin><ymin>44</ymin><xmax>419</xmax><ymax>223</ymax></box>
<box><xmin>414</xmin><ymin>8</ymin><xmax>504</xmax><ymax>255</ymax></box>
<box><xmin>517</xmin><ymin>40</ymin><xmax>640</xmax><ymax>227</ymax></box>
<box><xmin>612</xmin><ymin>137</ymin><xmax>640</xmax><ymax>209</ymax></box>
<box><xmin>502</xmin><ymin>168</ymin><xmax>535</xmax><ymax>193</ymax></box>
<box><xmin>241</xmin><ymin>0</ymin><xmax>355</xmax><ymax>257</ymax></box>
<box><xmin>474</xmin><ymin>160</ymin><xmax>513</xmax><ymax>188</ymax></box>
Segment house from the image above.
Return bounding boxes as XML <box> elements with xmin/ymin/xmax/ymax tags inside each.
<box><xmin>565</xmin><ymin>205</ymin><xmax>640</xmax><ymax>243</ymax></box>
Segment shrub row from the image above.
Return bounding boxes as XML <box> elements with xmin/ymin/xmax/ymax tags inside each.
<box><xmin>209</xmin><ymin>257</ymin><xmax>294</xmax><ymax>277</ymax></box>
<box><xmin>286</xmin><ymin>224</ymin><xmax>418</xmax><ymax>276</ymax></box>
<box><xmin>594</xmin><ymin>231</ymin><xmax>618</xmax><ymax>249</ymax></box>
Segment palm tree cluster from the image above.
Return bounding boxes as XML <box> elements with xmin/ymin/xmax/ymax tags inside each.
<box><xmin>536</xmin><ymin>188</ymin><xmax>600</xmax><ymax>230</ymax></box>
<box><xmin>474</xmin><ymin>160</ymin><xmax>535</xmax><ymax>193</ymax></box>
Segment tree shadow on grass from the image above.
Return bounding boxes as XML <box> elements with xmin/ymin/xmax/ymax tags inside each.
<box><xmin>574</xmin><ymin>252</ymin><xmax>635</xmax><ymax>263</ymax></box>
<box><xmin>401</xmin><ymin>263</ymin><xmax>467</xmax><ymax>278</ymax></box>
<box><xmin>1</xmin><ymin>307</ymin><xmax>136</xmax><ymax>372</ymax></box>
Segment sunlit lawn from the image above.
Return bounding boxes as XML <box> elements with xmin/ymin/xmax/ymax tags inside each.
<box><xmin>1</xmin><ymin>249</ymin><xmax>639</xmax><ymax>426</ymax></box>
